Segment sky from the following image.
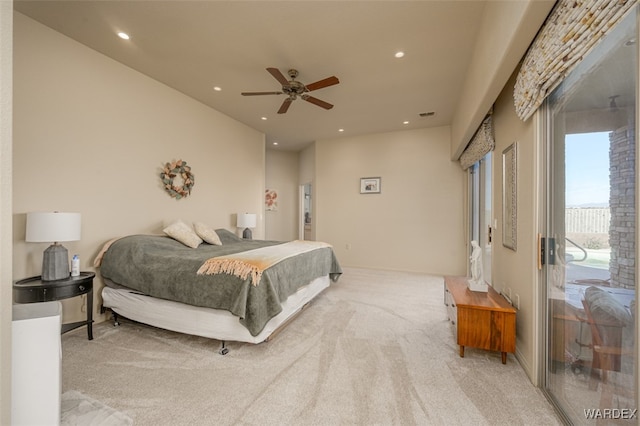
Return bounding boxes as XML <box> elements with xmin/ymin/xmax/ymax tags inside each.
<box><xmin>565</xmin><ymin>132</ymin><xmax>611</xmax><ymax>207</ymax></box>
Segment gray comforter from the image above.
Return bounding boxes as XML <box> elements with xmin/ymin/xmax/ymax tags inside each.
<box><xmin>99</xmin><ymin>229</ymin><xmax>341</xmax><ymax>336</ymax></box>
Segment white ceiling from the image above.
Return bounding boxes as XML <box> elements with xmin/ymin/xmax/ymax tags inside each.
<box><xmin>15</xmin><ymin>0</ymin><xmax>491</xmax><ymax>152</ymax></box>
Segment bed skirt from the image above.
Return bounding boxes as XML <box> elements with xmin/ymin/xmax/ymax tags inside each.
<box><xmin>101</xmin><ymin>274</ymin><xmax>330</xmax><ymax>344</ymax></box>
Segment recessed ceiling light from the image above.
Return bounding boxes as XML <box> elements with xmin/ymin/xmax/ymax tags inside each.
<box><xmin>338</xmin><ymin>128</ymin><xmax>344</xmax><ymax>132</ymax></box>
<box><xmin>261</xmin><ymin>117</ymin><xmax>267</xmax><ymax>121</ymax></box>
<box><xmin>213</xmin><ymin>86</ymin><xmax>222</xmax><ymax>92</ymax></box>
<box><xmin>273</xmin><ymin>142</ymin><xmax>278</xmax><ymax>146</ymax></box>
<box><xmin>403</xmin><ymin>121</ymin><xmax>410</xmax><ymax>125</ymax></box>
<box><xmin>395</xmin><ymin>51</ymin><xmax>405</xmax><ymax>58</ymax></box>
<box><xmin>117</xmin><ymin>32</ymin><xmax>130</xmax><ymax>40</ymax></box>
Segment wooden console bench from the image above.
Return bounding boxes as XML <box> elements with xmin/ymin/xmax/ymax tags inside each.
<box><xmin>444</xmin><ymin>276</ymin><xmax>516</xmax><ymax>364</ymax></box>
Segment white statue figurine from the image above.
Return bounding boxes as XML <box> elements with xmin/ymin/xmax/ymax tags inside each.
<box><xmin>468</xmin><ymin>240</ymin><xmax>488</xmax><ymax>292</ymax></box>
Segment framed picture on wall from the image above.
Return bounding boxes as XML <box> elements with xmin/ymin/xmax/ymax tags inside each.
<box><xmin>502</xmin><ymin>142</ymin><xmax>517</xmax><ymax>251</ymax></box>
<box><xmin>265</xmin><ymin>189</ymin><xmax>278</xmax><ymax>211</ymax></box>
<box><xmin>360</xmin><ymin>177</ymin><xmax>381</xmax><ymax>194</ymax></box>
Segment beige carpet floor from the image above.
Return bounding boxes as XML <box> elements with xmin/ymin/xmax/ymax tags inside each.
<box><xmin>61</xmin><ymin>390</ymin><xmax>133</xmax><ymax>426</ymax></box>
<box><xmin>61</xmin><ymin>267</ymin><xmax>562</xmax><ymax>425</ymax></box>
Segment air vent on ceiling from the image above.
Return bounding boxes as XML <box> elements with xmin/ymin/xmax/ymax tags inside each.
<box><xmin>419</xmin><ymin>112</ymin><xmax>435</xmax><ymax>117</ymax></box>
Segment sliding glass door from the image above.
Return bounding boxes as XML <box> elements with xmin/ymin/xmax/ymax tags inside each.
<box><xmin>543</xmin><ymin>8</ymin><xmax>638</xmax><ymax>424</ymax></box>
<box><xmin>470</xmin><ymin>153</ymin><xmax>492</xmax><ymax>284</ymax></box>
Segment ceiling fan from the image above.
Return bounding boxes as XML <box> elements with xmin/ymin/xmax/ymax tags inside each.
<box><xmin>241</xmin><ymin>68</ymin><xmax>339</xmax><ymax>114</ymax></box>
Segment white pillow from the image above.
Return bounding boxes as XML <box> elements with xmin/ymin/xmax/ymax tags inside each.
<box><xmin>193</xmin><ymin>222</ymin><xmax>222</xmax><ymax>245</ymax></box>
<box><xmin>163</xmin><ymin>220</ymin><xmax>202</xmax><ymax>248</ymax></box>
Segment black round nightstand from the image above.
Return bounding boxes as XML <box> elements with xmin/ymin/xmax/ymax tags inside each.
<box><xmin>13</xmin><ymin>272</ymin><xmax>95</xmax><ymax>340</ymax></box>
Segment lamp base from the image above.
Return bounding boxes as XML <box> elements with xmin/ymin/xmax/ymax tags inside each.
<box><xmin>42</xmin><ymin>243</ymin><xmax>70</xmax><ymax>281</ymax></box>
<box><xmin>242</xmin><ymin>228</ymin><xmax>253</xmax><ymax>239</ymax></box>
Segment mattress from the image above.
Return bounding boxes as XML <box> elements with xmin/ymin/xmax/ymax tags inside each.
<box><xmin>101</xmin><ymin>274</ymin><xmax>330</xmax><ymax>344</ymax></box>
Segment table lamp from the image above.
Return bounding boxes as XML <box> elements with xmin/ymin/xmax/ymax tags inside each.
<box><xmin>26</xmin><ymin>212</ymin><xmax>81</xmax><ymax>281</ymax></box>
<box><xmin>237</xmin><ymin>213</ymin><xmax>256</xmax><ymax>239</ymax></box>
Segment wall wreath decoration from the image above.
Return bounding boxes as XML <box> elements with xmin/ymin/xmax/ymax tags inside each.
<box><xmin>160</xmin><ymin>159</ymin><xmax>194</xmax><ymax>199</ymax></box>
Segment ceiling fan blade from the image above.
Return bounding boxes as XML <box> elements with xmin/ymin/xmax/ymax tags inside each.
<box><xmin>241</xmin><ymin>91</ymin><xmax>283</xmax><ymax>96</ymax></box>
<box><xmin>305</xmin><ymin>76</ymin><xmax>339</xmax><ymax>92</ymax></box>
<box><xmin>302</xmin><ymin>95</ymin><xmax>333</xmax><ymax>110</ymax></box>
<box><xmin>278</xmin><ymin>98</ymin><xmax>293</xmax><ymax>114</ymax></box>
<box><xmin>267</xmin><ymin>67</ymin><xmax>290</xmax><ymax>86</ymax></box>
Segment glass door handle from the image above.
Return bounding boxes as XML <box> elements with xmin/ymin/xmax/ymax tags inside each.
<box><xmin>539</xmin><ymin>236</ymin><xmax>556</xmax><ymax>267</ymax></box>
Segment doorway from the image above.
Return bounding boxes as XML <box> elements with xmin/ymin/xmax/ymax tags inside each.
<box><xmin>542</xmin><ymin>8</ymin><xmax>637</xmax><ymax>423</ymax></box>
<box><xmin>300</xmin><ymin>183</ymin><xmax>312</xmax><ymax>240</ymax></box>
<box><xmin>470</xmin><ymin>153</ymin><xmax>492</xmax><ymax>284</ymax></box>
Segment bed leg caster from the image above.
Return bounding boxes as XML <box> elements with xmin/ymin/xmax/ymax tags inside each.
<box><xmin>219</xmin><ymin>341</ymin><xmax>229</xmax><ymax>355</ymax></box>
<box><xmin>112</xmin><ymin>312</ymin><xmax>120</xmax><ymax>327</ymax></box>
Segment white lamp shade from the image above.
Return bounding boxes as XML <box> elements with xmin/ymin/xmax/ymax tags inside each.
<box><xmin>237</xmin><ymin>213</ymin><xmax>257</xmax><ymax>229</ymax></box>
<box><xmin>26</xmin><ymin>212</ymin><xmax>81</xmax><ymax>243</ymax></box>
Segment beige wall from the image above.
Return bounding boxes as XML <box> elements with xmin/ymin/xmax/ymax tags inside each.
<box><xmin>447</xmin><ymin>0</ymin><xmax>555</xmax><ymax>385</ymax></box>
<box><xmin>491</xmin><ymin>69</ymin><xmax>540</xmax><ymax>382</ymax></box>
<box><xmin>265</xmin><ymin>149</ymin><xmax>298</xmax><ymax>241</ymax></box>
<box><xmin>12</xmin><ymin>14</ymin><xmax>266</xmax><ymax>325</ymax></box>
<box><xmin>450</xmin><ymin>0</ymin><xmax>554</xmax><ymax>159</ymax></box>
<box><xmin>0</xmin><ymin>1</ymin><xmax>12</xmax><ymax>422</ymax></box>
<box><xmin>315</xmin><ymin>127</ymin><xmax>467</xmax><ymax>275</ymax></box>
<box><xmin>299</xmin><ymin>143</ymin><xmax>315</xmax><ymax>185</ymax></box>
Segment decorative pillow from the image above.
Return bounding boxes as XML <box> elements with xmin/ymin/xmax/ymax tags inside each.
<box><xmin>163</xmin><ymin>220</ymin><xmax>202</xmax><ymax>248</ymax></box>
<box><xmin>215</xmin><ymin>228</ymin><xmax>243</xmax><ymax>244</ymax></box>
<box><xmin>193</xmin><ymin>222</ymin><xmax>222</xmax><ymax>245</ymax></box>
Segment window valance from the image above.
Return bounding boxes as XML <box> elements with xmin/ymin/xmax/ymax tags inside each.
<box><xmin>459</xmin><ymin>114</ymin><xmax>494</xmax><ymax>170</ymax></box>
<box><xmin>514</xmin><ymin>0</ymin><xmax>636</xmax><ymax>121</ymax></box>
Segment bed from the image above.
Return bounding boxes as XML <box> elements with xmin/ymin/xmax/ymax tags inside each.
<box><xmin>96</xmin><ymin>226</ymin><xmax>341</xmax><ymax>350</ymax></box>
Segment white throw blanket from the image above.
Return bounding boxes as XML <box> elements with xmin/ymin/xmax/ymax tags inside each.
<box><xmin>197</xmin><ymin>240</ymin><xmax>331</xmax><ymax>286</ymax></box>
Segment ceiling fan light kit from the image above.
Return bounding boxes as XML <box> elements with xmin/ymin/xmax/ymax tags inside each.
<box><xmin>242</xmin><ymin>67</ymin><xmax>339</xmax><ymax>114</ymax></box>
